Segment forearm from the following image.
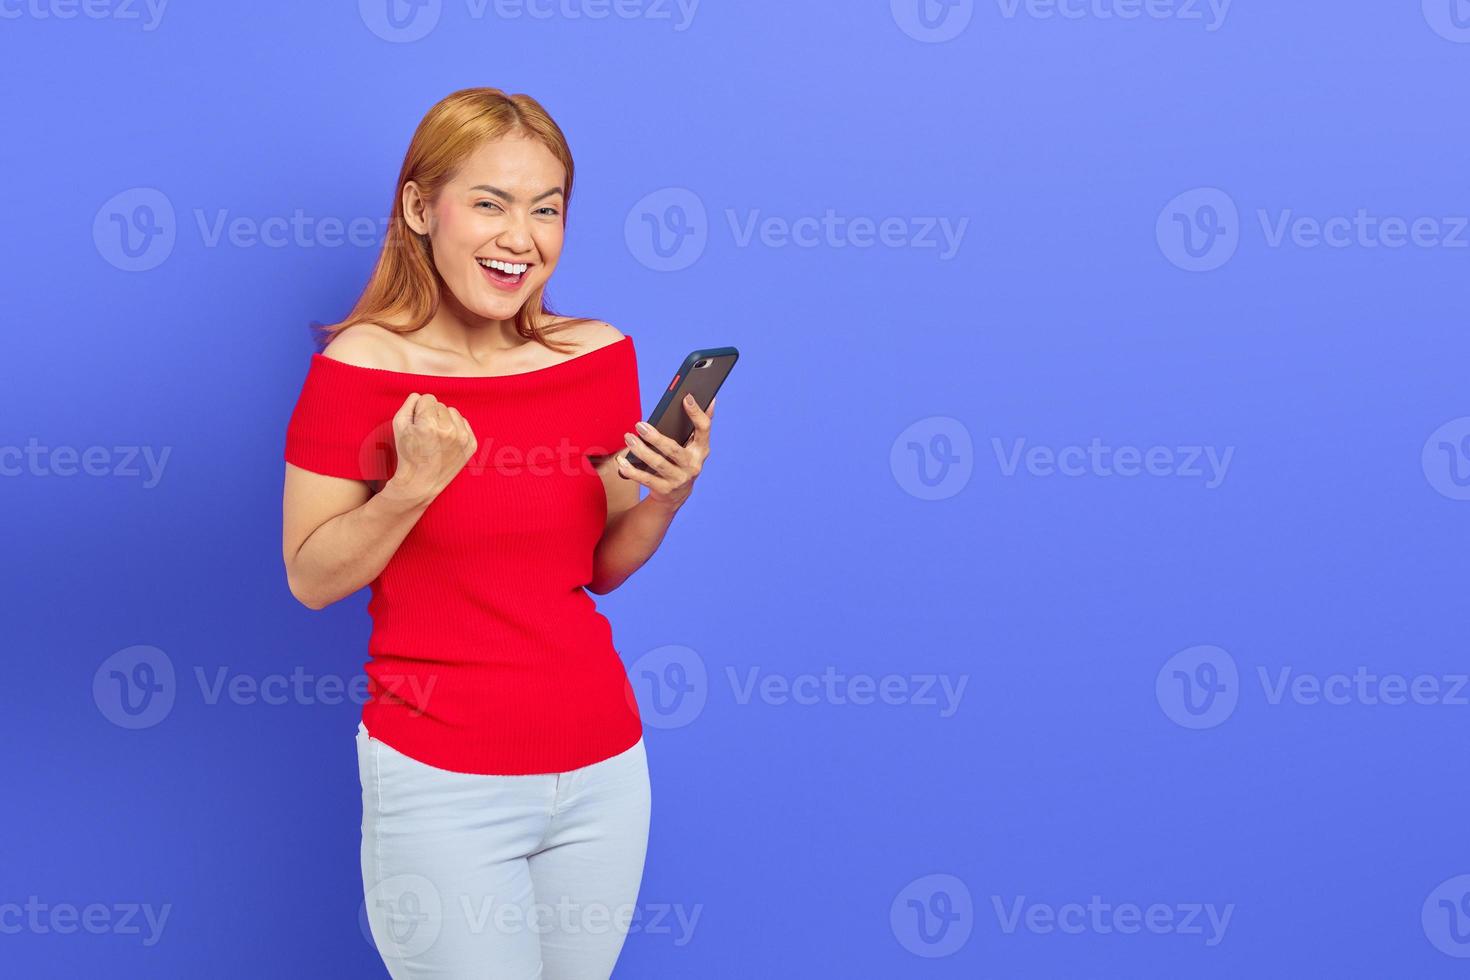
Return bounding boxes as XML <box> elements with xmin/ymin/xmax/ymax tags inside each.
<box><xmin>287</xmin><ymin>481</ymin><xmax>432</xmax><ymax>609</ymax></box>
<box><xmin>588</xmin><ymin>496</ymin><xmax>681</xmax><ymax>594</ymax></box>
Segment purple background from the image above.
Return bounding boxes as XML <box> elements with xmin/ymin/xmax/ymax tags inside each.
<box><xmin>5</xmin><ymin>0</ymin><xmax>1470</xmax><ymax>976</ymax></box>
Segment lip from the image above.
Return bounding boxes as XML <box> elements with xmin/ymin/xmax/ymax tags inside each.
<box><xmin>477</xmin><ymin>258</ymin><xmax>532</xmax><ymax>293</ymax></box>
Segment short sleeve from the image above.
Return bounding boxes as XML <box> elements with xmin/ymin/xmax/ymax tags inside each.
<box><xmin>283</xmin><ymin>356</ymin><xmax>398</xmax><ymax>482</ymax></box>
<box><xmin>596</xmin><ymin>337</ymin><xmax>643</xmax><ymax>456</ymax></box>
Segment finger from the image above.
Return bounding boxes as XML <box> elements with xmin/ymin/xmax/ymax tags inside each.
<box><xmin>413</xmin><ymin>392</ymin><xmax>439</xmax><ymax>423</ymax></box>
<box><xmin>447</xmin><ymin>407</ymin><xmax>475</xmax><ymax>454</ymax></box>
<box><xmin>683</xmin><ymin>395</ymin><xmax>714</xmax><ymax>449</ymax></box>
<box><xmin>683</xmin><ymin>394</ymin><xmax>712</xmax><ymax>435</ymax></box>
<box><xmin>632</xmin><ymin>422</ymin><xmax>686</xmax><ymax>463</ymax></box>
<box><xmin>395</xmin><ymin>393</ymin><xmax>422</xmax><ymax>427</ymax></box>
<box><xmin>623</xmin><ymin>433</ymin><xmax>675</xmax><ymax>476</ymax></box>
<box><xmin>616</xmin><ymin>450</ymin><xmax>655</xmax><ymax>484</ymax></box>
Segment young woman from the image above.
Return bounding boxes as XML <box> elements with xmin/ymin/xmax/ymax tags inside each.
<box><xmin>281</xmin><ymin>87</ymin><xmax>716</xmax><ymax>979</ymax></box>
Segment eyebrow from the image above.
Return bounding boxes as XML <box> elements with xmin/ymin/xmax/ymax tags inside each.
<box><xmin>470</xmin><ymin>185</ymin><xmax>564</xmax><ymax>203</ymax></box>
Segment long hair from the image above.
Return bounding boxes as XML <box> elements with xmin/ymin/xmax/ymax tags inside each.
<box><xmin>314</xmin><ymin>87</ymin><xmax>588</xmax><ymax>354</ymax></box>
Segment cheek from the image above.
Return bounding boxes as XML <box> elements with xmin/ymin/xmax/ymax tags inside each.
<box><xmin>534</xmin><ymin>226</ymin><xmax>565</xmax><ymax>267</ymax></box>
<box><xmin>434</xmin><ymin>208</ymin><xmax>475</xmax><ymax>250</ymax></box>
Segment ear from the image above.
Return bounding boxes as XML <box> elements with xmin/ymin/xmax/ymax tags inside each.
<box><xmin>401</xmin><ymin>180</ymin><xmax>431</xmax><ymax>237</ymax></box>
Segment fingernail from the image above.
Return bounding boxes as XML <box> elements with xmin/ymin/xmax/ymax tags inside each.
<box><xmin>684</xmin><ymin>394</ymin><xmax>694</xmax><ymax>405</ymax></box>
<box><xmin>635</xmin><ymin>421</ymin><xmax>651</xmax><ymax>433</ymax></box>
<box><xmin>625</xmin><ymin>433</ymin><xmax>636</xmax><ymax>445</ymax></box>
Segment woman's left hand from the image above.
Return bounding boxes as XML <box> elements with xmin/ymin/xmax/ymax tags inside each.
<box><xmin>616</xmin><ymin>394</ymin><xmax>716</xmax><ymax>510</ymax></box>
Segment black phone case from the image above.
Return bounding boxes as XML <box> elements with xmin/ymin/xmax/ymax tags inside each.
<box><xmin>627</xmin><ymin>346</ymin><xmax>739</xmax><ymax>474</ymax></box>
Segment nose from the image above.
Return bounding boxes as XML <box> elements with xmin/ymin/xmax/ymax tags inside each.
<box><xmin>496</xmin><ymin>211</ymin><xmax>534</xmax><ymax>255</ymax></box>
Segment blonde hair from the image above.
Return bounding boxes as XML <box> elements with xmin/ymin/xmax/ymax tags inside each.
<box><xmin>315</xmin><ymin>87</ymin><xmax>589</xmax><ymax>354</ymax></box>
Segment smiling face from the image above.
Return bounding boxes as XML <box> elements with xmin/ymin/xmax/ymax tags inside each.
<box><xmin>402</xmin><ymin>134</ymin><xmax>567</xmax><ymax>324</ymax></box>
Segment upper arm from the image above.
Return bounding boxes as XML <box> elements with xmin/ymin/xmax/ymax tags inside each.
<box><xmin>282</xmin><ymin>323</ymin><xmax>390</xmax><ymax>583</ymax></box>
<box><xmin>585</xmin><ymin>319</ymin><xmax>636</xmax><ymax>521</ymax></box>
<box><xmin>282</xmin><ymin>463</ymin><xmax>372</xmax><ymax>574</ymax></box>
<box><xmin>595</xmin><ymin>451</ymin><xmax>640</xmax><ymax>527</ymax></box>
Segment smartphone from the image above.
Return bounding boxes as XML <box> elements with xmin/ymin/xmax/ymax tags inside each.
<box><xmin>625</xmin><ymin>346</ymin><xmax>739</xmax><ymax>475</ymax></box>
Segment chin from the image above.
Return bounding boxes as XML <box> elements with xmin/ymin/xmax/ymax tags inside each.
<box><xmin>469</xmin><ymin>299</ymin><xmax>521</xmax><ymax>320</ymax></box>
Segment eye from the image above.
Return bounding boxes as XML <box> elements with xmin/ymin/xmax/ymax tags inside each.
<box><xmin>535</xmin><ymin>207</ymin><xmax>560</xmax><ymax>217</ymax></box>
<box><xmin>475</xmin><ymin>200</ymin><xmax>502</xmax><ymax>212</ymax></box>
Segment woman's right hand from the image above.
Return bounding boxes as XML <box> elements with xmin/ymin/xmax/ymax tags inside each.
<box><xmin>385</xmin><ymin>392</ymin><xmax>477</xmax><ymax>502</ymax></box>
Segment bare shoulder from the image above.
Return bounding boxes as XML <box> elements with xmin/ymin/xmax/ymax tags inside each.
<box><xmin>320</xmin><ymin>322</ymin><xmax>405</xmax><ymax>370</ymax></box>
<box><xmin>545</xmin><ymin>316</ymin><xmax>625</xmax><ymax>353</ymax></box>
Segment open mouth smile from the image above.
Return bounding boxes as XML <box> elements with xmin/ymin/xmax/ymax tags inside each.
<box><xmin>476</xmin><ymin>257</ymin><xmax>532</xmax><ymax>290</ymax></box>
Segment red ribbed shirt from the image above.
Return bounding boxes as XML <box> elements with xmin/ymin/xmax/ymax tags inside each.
<box><xmin>283</xmin><ymin>334</ymin><xmax>644</xmax><ymax>775</ymax></box>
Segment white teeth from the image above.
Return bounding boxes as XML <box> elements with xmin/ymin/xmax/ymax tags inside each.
<box><xmin>477</xmin><ymin>258</ymin><xmax>528</xmax><ymax>275</ymax></box>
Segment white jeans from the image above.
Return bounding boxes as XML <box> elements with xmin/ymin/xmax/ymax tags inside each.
<box><xmin>356</xmin><ymin>721</ymin><xmax>651</xmax><ymax>979</ymax></box>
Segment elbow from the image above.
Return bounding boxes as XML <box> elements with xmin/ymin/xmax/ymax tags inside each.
<box><xmin>585</xmin><ymin>577</ymin><xmax>620</xmax><ymax>596</ymax></box>
<box><xmin>292</xmin><ymin>588</ymin><xmax>329</xmax><ymax>612</ymax></box>
<box><xmin>286</xmin><ymin>571</ymin><xmax>331</xmax><ymax>611</ymax></box>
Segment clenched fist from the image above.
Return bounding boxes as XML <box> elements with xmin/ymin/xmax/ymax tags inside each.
<box><xmin>386</xmin><ymin>392</ymin><xmax>477</xmax><ymax>502</ymax></box>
